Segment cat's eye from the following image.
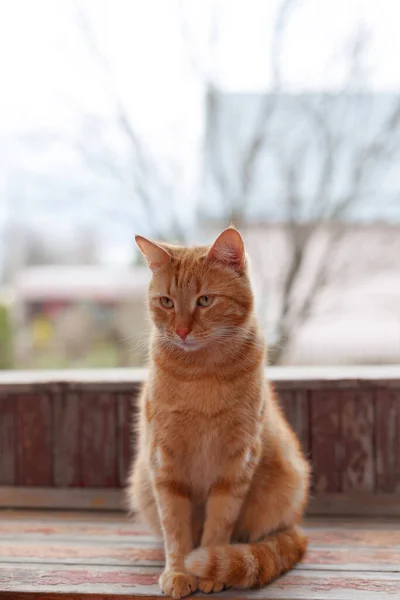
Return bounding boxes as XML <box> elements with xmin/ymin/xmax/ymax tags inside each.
<box><xmin>160</xmin><ymin>296</ymin><xmax>174</xmax><ymax>308</ymax></box>
<box><xmin>197</xmin><ymin>295</ymin><xmax>214</xmax><ymax>307</ymax></box>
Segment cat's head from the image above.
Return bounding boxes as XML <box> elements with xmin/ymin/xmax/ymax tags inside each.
<box><xmin>136</xmin><ymin>228</ymin><xmax>254</xmax><ymax>352</ymax></box>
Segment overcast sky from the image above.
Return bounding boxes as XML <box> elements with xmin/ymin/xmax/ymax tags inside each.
<box><xmin>1</xmin><ymin>0</ymin><xmax>400</xmax><ymax>135</ymax></box>
<box><xmin>1</xmin><ymin>0</ymin><xmax>400</xmax><ymax>265</ymax></box>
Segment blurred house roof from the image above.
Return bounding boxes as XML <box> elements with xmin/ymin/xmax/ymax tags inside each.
<box><xmin>14</xmin><ymin>266</ymin><xmax>150</xmax><ymax>302</ymax></box>
<box><xmin>202</xmin><ymin>92</ymin><xmax>400</xmax><ymax>224</ymax></box>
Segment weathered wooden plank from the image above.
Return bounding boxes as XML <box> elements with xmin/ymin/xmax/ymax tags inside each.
<box><xmin>0</xmin><ymin>368</ymin><xmax>147</xmax><ymax>394</ymax></box>
<box><xmin>1</xmin><ymin>509</ymin><xmax>398</xmax><ymax>528</ymax></box>
<box><xmin>0</xmin><ymin>594</ymin><xmax>137</xmax><ymax>600</ymax></box>
<box><xmin>307</xmin><ymin>492</ymin><xmax>400</xmax><ymax>517</ymax></box>
<box><xmin>341</xmin><ymin>390</ymin><xmax>375</xmax><ymax>492</ymax></box>
<box><xmin>2</xmin><ymin>513</ymin><xmax>400</xmax><ymax>545</ymax></box>
<box><xmin>0</xmin><ymin>542</ymin><xmax>163</xmax><ymax>564</ymax></box>
<box><xmin>308</xmin><ymin>524</ymin><xmax>400</xmax><ymax>546</ymax></box>
<box><xmin>1</xmin><ymin>367</ymin><xmax>400</xmax><ymax>525</ymax></box>
<box><xmin>310</xmin><ymin>391</ymin><xmax>341</xmax><ymax>492</ymax></box>
<box><xmin>0</xmin><ymin>563</ymin><xmax>159</xmax><ymax>595</ymax></box>
<box><xmin>2</xmin><ymin>366</ymin><xmax>400</xmax><ymax>393</ymax></box>
<box><xmin>53</xmin><ymin>392</ymin><xmax>80</xmax><ymax>487</ymax></box>
<box><xmin>306</xmin><ymin>517</ymin><xmax>400</xmax><ymax>530</ymax></box>
<box><xmin>278</xmin><ymin>390</ymin><xmax>295</xmax><ymax>422</ymax></box>
<box><xmin>81</xmin><ymin>393</ymin><xmax>118</xmax><ymax>487</ymax></box>
<box><xmin>279</xmin><ymin>390</ymin><xmax>309</xmax><ymax>455</ymax></box>
<box><xmin>376</xmin><ymin>387</ymin><xmax>400</xmax><ymax>493</ymax></box>
<box><xmin>0</xmin><ymin>509</ymin><xmax>129</xmax><ymax>523</ymax></box>
<box><xmin>117</xmin><ymin>394</ymin><xmax>133</xmax><ymax>488</ymax></box>
<box><xmin>0</xmin><ymin>397</ymin><xmax>16</xmax><ymax>485</ymax></box>
<box><xmin>0</xmin><ymin>522</ymin><xmax>152</xmax><ymax>540</ymax></box>
<box><xmin>302</xmin><ymin>547</ymin><xmax>400</xmax><ymax>571</ymax></box>
<box><xmin>0</xmin><ymin>542</ymin><xmax>164</xmax><ymax>565</ymax></box>
<box><xmin>3</xmin><ymin>486</ymin><xmax>400</xmax><ymax>516</ymax></box>
<box><xmin>16</xmin><ymin>395</ymin><xmax>52</xmax><ymax>486</ymax></box>
<box><xmin>0</xmin><ymin>564</ymin><xmax>400</xmax><ymax>599</ymax></box>
<box><xmin>1</xmin><ymin>541</ymin><xmax>400</xmax><ymax>572</ymax></box>
<box><xmin>0</xmin><ymin>487</ymin><xmax>123</xmax><ymax>511</ymax></box>
<box><xmin>0</xmin><ymin>511</ymin><xmax>400</xmax><ymax>598</ymax></box>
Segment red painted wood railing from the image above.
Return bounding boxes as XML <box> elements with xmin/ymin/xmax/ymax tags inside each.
<box><xmin>0</xmin><ymin>367</ymin><xmax>399</xmax><ymax>515</ymax></box>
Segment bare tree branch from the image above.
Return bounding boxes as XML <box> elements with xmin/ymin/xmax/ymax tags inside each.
<box><xmin>74</xmin><ymin>4</ymin><xmax>188</xmax><ymax>242</ymax></box>
<box><xmin>185</xmin><ymin>0</ymin><xmax>303</xmax><ymax>226</ymax></box>
<box><xmin>198</xmin><ymin>9</ymin><xmax>400</xmax><ymax>364</ymax></box>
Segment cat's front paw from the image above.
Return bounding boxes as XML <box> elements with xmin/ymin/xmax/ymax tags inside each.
<box><xmin>198</xmin><ymin>578</ymin><xmax>225</xmax><ymax>594</ymax></box>
<box><xmin>159</xmin><ymin>570</ymin><xmax>197</xmax><ymax>599</ymax></box>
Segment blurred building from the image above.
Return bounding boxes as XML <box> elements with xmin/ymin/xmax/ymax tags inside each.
<box><xmin>201</xmin><ymin>92</ymin><xmax>400</xmax><ymax>365</ymax></box>
<box><xmin>243</xmin><ymin>223</ymin><xmax>400</xmax><ymax>365</ymax></box>
<box><xmin>12</xmin><ymin>266</ymin><xmax>150</xmax><ymax>369</ymax></box>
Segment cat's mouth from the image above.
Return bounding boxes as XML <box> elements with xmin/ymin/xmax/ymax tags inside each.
<box><xmin>159</xmin><ymin>332</ymin><xmax>210</xmax><ymax>352</ymax></box>
<box><xmin>173</xmin><ymin>338</ymin><xmax>205</xmax><ymax>352</ymax></box>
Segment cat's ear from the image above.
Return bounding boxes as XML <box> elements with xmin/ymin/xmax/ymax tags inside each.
<box><xmin>207</xmin><ymin>227</ymin><xmax>245</xmax><ymax>271</ymax></box>
<box><xmin>135</xmin><ymin>235</ymin><xmax>171</xmax><ymax>270</ymax></box>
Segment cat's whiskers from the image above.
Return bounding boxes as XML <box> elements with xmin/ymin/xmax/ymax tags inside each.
<box><xmin>125</xmin><ymin>328</ymin><xmax>155</xmax><ymax>353</ymax></box>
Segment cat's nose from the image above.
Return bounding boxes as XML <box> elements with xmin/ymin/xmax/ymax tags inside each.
<box><xmin>176</xmin><ymin>328</ymin><xmax>189</xmax><ymax>340</ymax></box>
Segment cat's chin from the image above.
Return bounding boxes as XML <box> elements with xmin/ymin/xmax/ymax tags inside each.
<box><xmin>172</xmin><ymin>339</ymin><xmax>205</xmax><ymax>352</ymax></box>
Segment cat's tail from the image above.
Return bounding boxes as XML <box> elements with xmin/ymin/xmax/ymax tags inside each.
<box><xmin>185</xmin><ymin>526</ymin><xmax>307</xmax><ymax>589</ymax></box>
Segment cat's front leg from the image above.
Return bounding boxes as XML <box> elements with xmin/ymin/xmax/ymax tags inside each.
<box><xmin>152</xmin><ymin>452</ymin><xmax>197</xmax><ymax>599</ymax></box>
<box><xmin>201</xmin><ymin>446</ymin><xmax>257</xmax><ymax>547</ymax></box>
<box><xmin>193</xmin><ymin>446</ymin><xmax>257</xmax><ymax>593</ymax></box>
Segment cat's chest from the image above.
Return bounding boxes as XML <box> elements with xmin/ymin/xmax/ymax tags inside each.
<box><xmin>158</xmin><ymin>406</ymin><xmax>230</xmax><ymax>456</ymax></box>
<box><xmin>150</xmin><ymin>375</ymin><xmax>259</xmax><ymax>496</ymax></box>
<box><xmin>153</xmin><ymin>402</ymin><xmax>248</xmax><ymax>499</ymax></box>
<box><xmin>175</xmin><ymin>414</ymin><xmax>229</xmax><ymax>495</ymax></box>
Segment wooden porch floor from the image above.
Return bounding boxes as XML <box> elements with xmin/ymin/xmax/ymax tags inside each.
<box><xmin>0</xmin><ymin>511</ymin><xmax>399</xmax><ymax>599</ymax></box>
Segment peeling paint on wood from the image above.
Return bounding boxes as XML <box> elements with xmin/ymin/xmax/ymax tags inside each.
<box><xmin>0</xmin><ymin>487</ymin><xmax>124</xmax><ymax>511</ymax></box>
<box><xmin>0</xmin><ymin>512</ymin><xmax>399</xmax><ymax>598</ymax></box>
<box><xmin>341</xmin><ymin>390</ymin><xmax>375</xmax><ymax>492</ymax></box>
<box><xmin>16</xmin><ymin>395</ymin><xmax>52</xmax><ymax>486</ymax></box>
<box><xmin>0</xmin><ymin>397</ymin><xmax>16</xmax><ymax>485</ymax></box>
<box><xmin>1</xmin><ymin>371</ymin><xmax>400</xmax><ymax>519</ymax></box>
<box><xmin>2</xmin><ymin>543</ymin><xmax>400</xmax><ymax>572</ymax></box>
<box><xmin>117</xmin><ymin>395</ymin><xmax>134</xmax><ymax>488</ymax></box>
<box><xmin>278</xmin><ymin>391</ymin><xmax>310</xmax><ymax>456</ymax></box>
<box><xmin>311</xmin><ymin>391</ymin><xmax>341</xmax><ymax>493</ymax></box>
<box><xmin>53</xmin><ymin>393</ymin><xmax>80</xmax><ymax>487</ymax></box>
<box><xmin>376</xmin><ymin>387</ymin><xmax>400</xmax><ymax>493</ymax></box>
<box><xmin>80</xmin><ymin>394</ymin><xmax>118</xmax><ymax>488</ymax></box>
<box><xmin>0</xmin><ymin>564</ymin><xmax>400</xmax><ymax>599</ymax></box>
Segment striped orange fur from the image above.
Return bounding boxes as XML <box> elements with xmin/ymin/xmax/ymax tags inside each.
<box><xmin>185</xmin><ymin>526</ymin><xmax>308</xmax><ymax>589</ymax></box>
<box><xmin>127</xmin><ymin>228</ymin><xmax>310</xmax><ymax>599</ymax></box>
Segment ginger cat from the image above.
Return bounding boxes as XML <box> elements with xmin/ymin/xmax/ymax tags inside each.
<box><xmin>127</xmin><ymin>228</ymin><xmax>310</xmax><ymax>599</ymax></box>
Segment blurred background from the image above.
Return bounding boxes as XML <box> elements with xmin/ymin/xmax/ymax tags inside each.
<box><xmin>0</xmin><ymin>0</ymin><xmax>399</xmax><ymax>370</ymax></box>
